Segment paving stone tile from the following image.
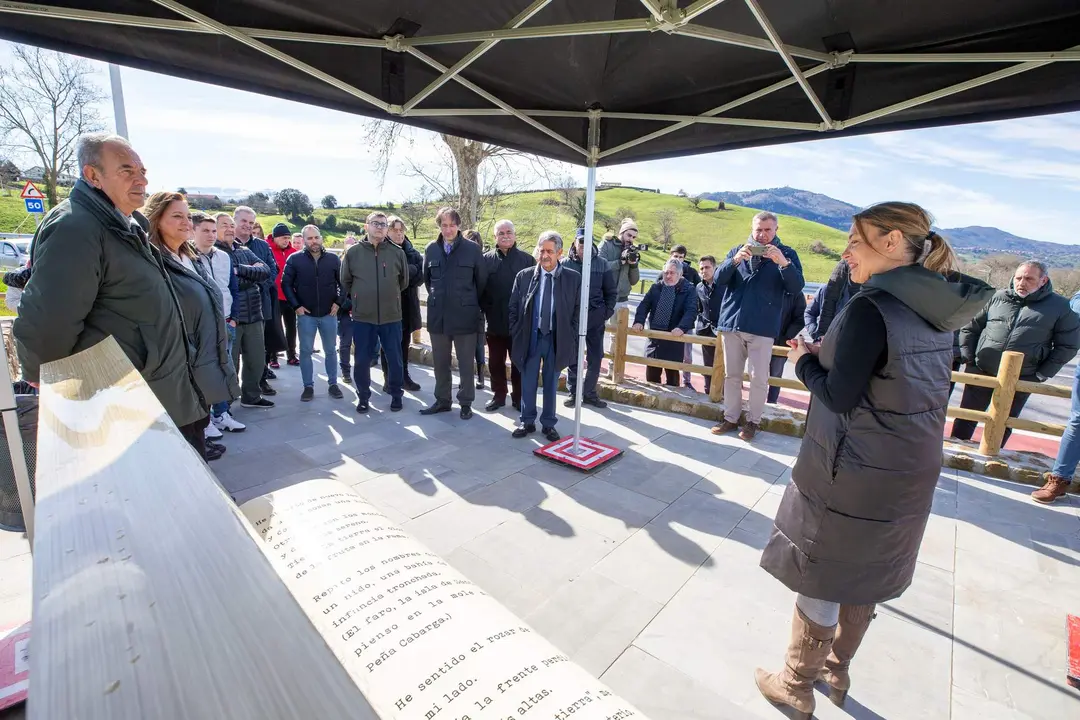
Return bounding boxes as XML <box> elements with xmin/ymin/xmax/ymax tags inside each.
<box><xmin>918</xmin><ymin>513</ymin><xmax>957</xmax><ymax>573</ymax></box>
<box><xmin>596</xmin><ymin>447</ymin><xmax>705</xmax><ymax>503</ymax></box>
<box><xmin>526</xmin><ymin>570</ymin><xmax>662</xmax><ymax>677</ymax></box>
<box><xmin>647</xmin><ymin>489</ymin><xmax>750</xmax><ymax>554</ymax></box>
<box><xmin>694</xmin><ymin>465</ymin><xmax>774</xmax><ymax>508</ymax></box>
<box><xmin>552</xmin><ymin>478</ymin><xmax>669</xmax><ymax>542</ymax></box>
<box><xmin>950</xmin><ymin>685</ymin><xmax>1040</xmax><ymax>720</ymax></box>
<box><xmin>0</xmin><ymin>529</ymin><xmax>29</xmax><ymax>562</ymax></box>
<box><xmin>879</xmin><ymin>561</ymin><xmax>954</xmax><ymax>633</ymax></box>
<box><xmin>212</xmin><ymin>443</ymin><xmax>322</xmax><ymax>494</ymax></box>
<box><xmin>593</xmin><ymin>526</ymin><xmax>709</xmax><ymax>604</ymax></box>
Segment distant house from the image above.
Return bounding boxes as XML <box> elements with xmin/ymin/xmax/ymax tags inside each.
<box><xmin>18</xmin><ymin>166</ymin><xmax>77</xmax><ymax>185</ymax></box>
<box><xmin>185</xmin><ymin>193</ymin><xmax>224</xmax><ymax>210</ymax></box>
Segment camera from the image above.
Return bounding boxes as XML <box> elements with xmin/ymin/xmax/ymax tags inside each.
<box><xmin>624</xmin><ymin>243</ymin><xmax>649</xmax><ymax>264</ymax></box>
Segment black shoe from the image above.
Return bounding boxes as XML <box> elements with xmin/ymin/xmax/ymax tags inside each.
<box><xmin>356</xmin><ymin>399</ymin><xmax>369</xmax><ymax>413</ymax></box>
<box><xmin>542</xmin><ymin>427</ymin><xmax>561</xmax><ymax>442</ymax></box>
<box><xmin>301</xmin><ymin>386</ymin><xmax>314</xmax><ymax>402</ymax></box>
<box><xmin>485</xmin><ymin>398</ymin><xmax>506</xmax><ymax>412</ymax></box>
<box><xmin>583</xmin><ymin>396</ymin><xmax>607</xmax><ymax>409</ymax></box>
<box><xmin>382</xmin><ymin>383</ymin><xmax>389</xmax><ymax>393</ymax></box>
<box><xmin>240</xmin><ymin>397</ymin><xmax>275</xmax><ymax>408</ymax></box>
<box><xmin>206</xmin><ymin>444</ymin><xmax>226</xmax><ymax>461</ymax></box>
<box><xmin>476</xmin><ymin>363</ymin><xmax>486</xmax><ymax>389</ymax></box>
<box><xmin>404</xmin><ymin>377</ymin><xmax>421</xmax><ymax>392</ymax></box>
<box><xmin>259</xmin><ymin>381</ymin><xmax>277</xmax><ymax>396</ymax></box>
<box><xmin>460</xmin><ymin>405</ymin><xmax>473</xmax><ymax>420</ymax></box>
<box><xmin>564</xmin><ymin>396</ymin><xmax>576</xmax><ymax>408</ymax></box>
<box><xmin>329</xmin><ymin>384</ymin><xmax>343</xmax><ymax>399</ymax></box>
<box><xmin>341</xmin><ymin>371</ymin><xmax>353</xmax><ymax>385</ymax></box>
<box><xmin>391</xmin><ymin>397</ymin><xmax>403</xmax><ymax>412</ymax></box>
<box><xmin>205</xmin><ymin>439</ymin><xmax>226</xmax><ymax>454</ymax></box>
<box><xmin>264</xmin><ymin>368</ymin><xmax>277</xmax><ymax>380</ymax></box>
<box><xmin>420</xmin><ymin>403</ymin><xmax>452</xmax><ymax>416</ymax></box>
<box><xmin>512</xmin><ymin>423</ymin><xmax>536</xmax><ymax>438</ymax></box>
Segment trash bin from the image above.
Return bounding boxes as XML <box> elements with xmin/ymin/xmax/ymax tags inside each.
<box><xmin>0</xmin><ymin>395</ymin><xmax>37</xmax><ymax>533</ymax></box>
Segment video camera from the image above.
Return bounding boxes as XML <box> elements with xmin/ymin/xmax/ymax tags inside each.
<box><xmin>623</xmin><ymin>243</ymin><xmax>649</xmax><ymax>264</ymax></box>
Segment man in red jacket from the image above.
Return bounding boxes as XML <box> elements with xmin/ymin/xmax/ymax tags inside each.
<box><xmin>269</xmin><ymin>223</ymin><xmax>299</xmax><ymax>365</ymax></box>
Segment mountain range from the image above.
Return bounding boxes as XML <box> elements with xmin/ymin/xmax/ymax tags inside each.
<box><xmin>701</xmin><ymin>187</ymin><xmax>1080</xmax><ymax>268</ymax></box>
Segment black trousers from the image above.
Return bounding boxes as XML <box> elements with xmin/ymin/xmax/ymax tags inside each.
<box><xmin>700</xmin><ymin>329</ymin><xmax>716</xmax><ymax>393</ymax></box>
<box><xmin>951</xmin><ymin>380</ymin><xmax>1031</xmax><ymax>448</ymax></box>
<box><xmin>947</xmin><ymin>358</ymin><xmax>961</xmax><ymax>399</ymax></box>
<box><xmin>487</xmin><ymin>333</ymin><xmax>522</xmax><ymax>404</ymax></box>
<box><xmin>279</xmin><ymin>298</ymin><xmax>297</xmax><ymax>360</ymax></box>
<box><xmin>178</xmin><ymin>415</ymin><xmax>209</xmax><ymax>461</ymax></box>
<box><xmin>646</xmin><ymin>365</ymin><xmax>679</xmax><ymax>386</ymax></box>
<box><xmin>767</xmin><ymin>354</ymin><xmax>787</xmax><ymax>404</ymax></box>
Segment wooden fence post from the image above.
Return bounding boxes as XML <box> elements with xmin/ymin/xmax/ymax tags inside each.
<box><xmin>412</xmin><ymin>329</ymin><xmax>421</xmax><ymax>344</ymax></box>
<box><xmin>979</xmin><ymin>350</ymin><xmax>1024</xmax><ymax>457</ymax></box>
<box><xmin>613</xmin><ymin>306</ymin><xmax>629</xmax><ymax>383</ymax></box>
<box><xmin>709</xmin><ymin>333</ymin><xmax>725</xmax><ymax>403</ymax></box>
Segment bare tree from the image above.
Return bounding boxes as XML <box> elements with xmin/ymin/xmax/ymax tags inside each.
<box><xmin>1049</xmin><ymin>267</ymin><xmax>1080</xmax><ymax>297</ymax></box>
<box><xmin>966</xmin><ymin>253</ymin><xmax>1024</xmax><ymax>289</ymax></box>
<box><xmin>0</xmin><ymin>46</ymin><xmax>105</xmax><ymax>207</ymax></box>
<box><xmin>654</xmin><ymin>208</ymin><xmax>679</xmax><ymax>252</ymax></box>
<box><xmin>399</xmin><ymin>200</ymin><xmax>431</xmax><ymax>240</ymax></box>
<box><xmin>554</xmin><ymin>175</ymin><xmax>579</xmax><ymax>207</ymax></box>
<box><xmin>688</xmin><ymin>195</ymin><xmax>702</xmax><ymax>209</ymax></box>
<box><xmin>365</xmin><ymin>121</ymin><xmax>570</xmax><ymax>230</ymax></box>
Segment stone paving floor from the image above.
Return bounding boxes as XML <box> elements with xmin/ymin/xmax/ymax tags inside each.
<box><xmin>2</xmin><ymin>351</ymin><xmax>1079</xmax><ymax>719</ymax></box>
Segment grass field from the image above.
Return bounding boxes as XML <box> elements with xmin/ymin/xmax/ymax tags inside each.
<box><xmin>0</xmin><ymin>187</ymin><xmax>850</xmax><ymax>282</ymax></box>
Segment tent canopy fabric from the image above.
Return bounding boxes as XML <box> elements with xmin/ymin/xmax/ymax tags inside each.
<box><xmin>1</xmin><ymin>0</ymin><xmax>1079</xmax><ymax>166</ymax></box>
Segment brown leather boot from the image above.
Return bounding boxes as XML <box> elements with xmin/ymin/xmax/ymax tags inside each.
<box><xmin>710</xmin><ymin>419</ymin><xmax>740</xmax><ymax>435</ymax></box>
<box><xmin>754</xmin><ymin>606</ymin><xmax>836</xmax><ymax>719</ymax></box>
<box><xmin>1031</xmin><ymin>474</ymin><xmax>1070</xmax><ymax>504</ymax></box>
<box><xmin>820</xmin><ymin>603</ymin><xmax>876</xmax><ymax>706</ymax></box>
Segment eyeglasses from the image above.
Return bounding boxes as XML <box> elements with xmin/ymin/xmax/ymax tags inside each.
<box><xmin>369</xmin><ymin>221</ymin><xmax>388</xmax><ymax>229</ymax></box>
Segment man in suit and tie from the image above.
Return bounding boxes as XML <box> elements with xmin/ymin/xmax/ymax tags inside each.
<box><xmin>508</xmin><ymin>230</ymin><xmax>582</xmax><ymax>441</ymax></box>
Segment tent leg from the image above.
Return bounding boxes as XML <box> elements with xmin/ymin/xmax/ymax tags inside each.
<box><xmin>571</xmin><ymin>165</ymin><xmax>597</xmax><ymax>456</ymax></box>
<box><xmin>0</xmin><ymin>329</ymin><xmax>32</xmax><ymax>546</ymax></box>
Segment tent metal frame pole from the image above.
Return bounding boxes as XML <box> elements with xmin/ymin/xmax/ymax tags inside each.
<box><xmin>849</xmin><ymin>51</ymin><xmax>1080</xmax><ymax>63</ymax></box>
<box><xmin>598</xmin><ymin>61</ymin><xmax>832</xmax><ymax>159</ymax></box>
<box><xmin>147</xmin><ymin>0</ymin><xmax>392</xmax><ymax>111</ymax></box>
<box><xmin>835</xmin><ymin>43</ymin><xmax>1080</xmax><ymax>130</ymax></box>
<box><xmin>405</xmin><ymin>47</ymin><xmax>589</xmax><ymax>157</ymax></box>
<box><xmin>571</xmin><ymin>114</ymin><xmax>602</xmax><ymax>456</ymax></box>
<box><xmin>402</xmin><ymin>0</ymin><xmax>551</xmax><ymax>113</ymax></box>
<box><xmin>682</xmin><ymin>0</ymin><xmax>732</xmax><ymax>23</ymax></box>
<box><xmin>673</xmin><ymin>23</ymin><xmax>828</xmax><ymax>61</ymax></box>
<box><xmin>742</xmin><ymin>0</ymin><xmax>833</xmax><ymax>127</ymax></box>
<box><xmin>638</xmin><ymin>0</ymin><xmax>665</xmax><ymax>23</ymax></box>
<box><xmin>403</xmin><ymin>19</ymin><xmax>648</xmax><ymax>46</ymax></box>
<box><xmin>407</xmin><ymin>107</ymin><xmax>823</xmax><ymax>131</ymax></box>
<box><xmin>108</xmin><ymin>63</ymin><xmax>130</xmax><ymax>139</ymax></box>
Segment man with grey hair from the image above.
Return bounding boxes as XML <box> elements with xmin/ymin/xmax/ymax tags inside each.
<box><xmin>13</xmin><ymin>132</ymin><xmax>208</xmax><ymax>453</ymax></box>
<box><xmin>508</xmin><ymin>231</ymin><xmax>581</xmax><ymax>441</ymax></box>
<box><xmin>953</xmin><ymin>259</ymin><xmax>1080</xmax><ymax>447</ymax></box>
<box><xmin>481</xmin><ymin>218</ymin><xmax>535</xmax><ymax>412</ymax></box>
<box><xmin>233</xmin><ymin>205</ymin><xmax>280</xmax><ymax>396</ymax></box>
<box><xmin>711</xmin><ymin>210</ymin><xmax>804</xmax><ymax>441</ymax></box>
<box><xmin>632</xmin><ymin>258</ymin><xmax>697</xmax><ymax>387</ymax></box>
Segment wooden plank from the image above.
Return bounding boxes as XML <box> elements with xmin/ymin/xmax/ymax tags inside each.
<box><xmin>613</xmin><ymin>306</ymin><xmax>629</xmax><ymax>383</ymax></box>
<box><xmin>626</xmin><ymin>327</ymin><xmax>718</xmax><ymax>346</ymax></box>
<box><xmin>741</xmin><ymin>373</ymin><xmax>806</xmax><ymax>392</ymax></box>
<box><xmin>980</xmin><ymin>351</ymin><xmax>1024</xmax><ymax>457</ymax></box>
<box><xmin>947</xmin><ymin>406</ymin><xmax>991</xmax><ymax>424</ymax></box>
<box><xmin>709</xmin><ymin>335</ymin><xmax>725</xmax><ymax>403</ymax></box>
<box><xmin>951</xmin><ymin>371</ymin><xmax>1000</xmax><ymax>389</ymax></box>
<box><xmin>1006</xmin><ymin>416</ymin><xmax>1065</xmax><ymax>437</ymax></box>
<box><xmin>623</xmin><ymin>353</ymin><xmax>711</xmax><ymax>375</ymax></box>
<box><xmin>1015</xmin><ymin>379</ymin><xmax>1071</xmax><ymax>399</ymax></box>
<box><xmin>31</xmin><ymin>338</ymin><xmax>375</xmax><ymax>720</ymax></box>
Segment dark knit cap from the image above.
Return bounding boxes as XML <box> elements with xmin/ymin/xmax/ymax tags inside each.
<box><xmin>271</xmin><ymin>222</ymin><xmax>291</xmax><ymax>238</ymax></box>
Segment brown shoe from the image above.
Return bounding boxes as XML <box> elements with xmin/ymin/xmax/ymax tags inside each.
<box><xmin>1031</xmin><ymin>474</ymin><xmax>1071</xmax><ymax>504</ymax></box>
<box><xmin>710</xmin><ymin>420</ymin><xmax>739</xmax><ymax>435</ymax></box>
<box><xmin>754</xmin><ymin>606</ymin><xmax>836</xmax><ymax>719</ymax></box>
<box><xmin>819</xmin><ymin>604</ymin><xmax>876</xmax><ymax>706</ymax></box>
<box><xmin>739</xmin><ymin>422</ymin><xmax>759</xmax><ymax>441</ymax></box>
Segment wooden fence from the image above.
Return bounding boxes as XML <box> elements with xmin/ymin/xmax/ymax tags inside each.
<box><xmin>603</xmin><ymin>306</ymin><xmax>1070</xmax><ymax>458</ymax></box>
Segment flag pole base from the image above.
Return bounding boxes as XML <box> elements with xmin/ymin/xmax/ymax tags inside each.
<box><xmin>532</xmin><ymin>435</ymin><xmax>623</xmax><ymax>472</ymax></box>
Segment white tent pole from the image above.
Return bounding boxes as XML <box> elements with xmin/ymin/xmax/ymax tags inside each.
<box><xmin>0</xmin><ymin>328</ymin><xmax>33</xmax><ymax>547</ymax></box>
<box><xmin>571</xmin><ymin>164</ymin><xmax>597</xmax><ymax>456</ymax></box>
<box><xmin>109</xmin><ymin>64</ymin><xmax>129</xmax><ymax>139</ymax></box>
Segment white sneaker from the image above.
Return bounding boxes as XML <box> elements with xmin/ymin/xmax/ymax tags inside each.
<box><xmin>204</xmin><ymin>422</ymin><xmax>223</xmax><ymax>440</ymax></box>
<box><xmin>212</xmin><ymin>411</ymin><xmax>246</xmax><ymax>433</ymax></box>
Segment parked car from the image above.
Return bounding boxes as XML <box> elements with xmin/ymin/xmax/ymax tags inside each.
<box><xmin>0</xmin><ymin>241</ymin><xmax>30</xmax><ymax>269</ymax></box>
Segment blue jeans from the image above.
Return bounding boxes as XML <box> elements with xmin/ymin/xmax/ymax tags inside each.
<box><xmin>338</xmin><ymin>313</ymin><xmax>353</xmax><ymax>373</ymax></box>
<box><xmin>298</xmin><ymin>313</ymin><xmax>339</xmax><ymax>388</ymax></box>
<box><xmin>1053</xmin><ymin>364</ymin><xmax>1080</xmax><ymax>479</ymax></box>
<box><xmin>353</xmin><ymin>321</ymin><xmax>403</xmax><ymax>401</ymax></box>
<box><xmin>520</xmin><ymin>331</ymin><xmax>557</xmax><ymax>429</ymax></box>
<box><xmin>212</xmin><ymin>323</ymin><xmax>236</xmax><ymax>418</ymax></box>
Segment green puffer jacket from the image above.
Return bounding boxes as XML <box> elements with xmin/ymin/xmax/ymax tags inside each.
<box><xmin>340</xmin><ymin>239</ymin><xmax>408</xmax><ymax>325</ymax></box>
<box><xmin>13</xmin><ymin>180</ymin><xmax>206</xmax><ymax>427</ymax></box>
<box><xmin>959</xmin><ymin>280</ymin><xmax>1080</xmax><ymax>381</ymax></box>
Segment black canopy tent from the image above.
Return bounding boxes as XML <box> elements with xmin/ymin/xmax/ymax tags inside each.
<box><xmin>2</xmin><ymin>0</ymin><xmax>1078</xmax><ymax>454</ymax></box>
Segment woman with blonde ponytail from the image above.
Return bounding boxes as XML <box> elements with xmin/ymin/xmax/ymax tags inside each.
<box><xmin>754</xmin><ymin>202</ymin><xmax>993</xmax><ymax>718</ymax></box>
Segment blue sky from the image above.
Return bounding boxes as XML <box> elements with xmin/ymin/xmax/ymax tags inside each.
<box><xmin>5</xmin><ymin>42</ymin><xmax>1080</xmax><ymax>242</ymax></box>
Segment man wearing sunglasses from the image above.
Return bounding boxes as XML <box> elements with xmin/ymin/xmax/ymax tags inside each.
<box><xmin>341</xmin><ymin>211</ymin><xmax>409</xmax><ymax>413</ymax></box>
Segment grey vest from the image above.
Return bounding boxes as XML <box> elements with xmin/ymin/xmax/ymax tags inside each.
<box><xmin>760</xmin><ymin>288</ymin><xmax>953</xmax><ymax>605</ymax></box>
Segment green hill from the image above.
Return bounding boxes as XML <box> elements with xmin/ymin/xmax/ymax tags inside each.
<box><xmin>0</xmin><ymin>187</ymin><xmax>850</xmax><ymax>281</ymax></box>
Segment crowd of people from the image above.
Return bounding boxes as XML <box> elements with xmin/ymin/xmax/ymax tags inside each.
<box><xmin>10</xmin><ymin>131</ymin><xmax>1080</xmax><ymax>718</ymax></box>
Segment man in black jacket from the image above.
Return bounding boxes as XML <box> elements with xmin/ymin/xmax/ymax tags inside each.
<box><xmin>952</xmin><ymin>260</ymin><xmax>1080</xmax><ymax>447</ymax></box>
<box><xmin>509</xmin><ymin>231</ymin><xmax>581</xmax><ymax>441</ymax></box>
<box><xmin>384</xmin><ymin>215</ymin><xmax>424</xmax><ymax>392</ymax></box>
<box><xmin>215</xmin><ymin>213</ymin><xmax>274</xmax><ymax>408</ymax></box>
<box><xmin>562</xmin><ymin>228</ymin><xmax>616</xmax><ymax>408</ymax></box>
<box><xmin>480</xmin><ymin>219</ymin><xmax>535</xmax><ymax>412</ymax></box>
<box><xmin>805</xmin><ymin>260</ymin><xmax>859</xmax><ymax>341</ymax></box>
<box><xmin>282</xmin><ymin>224</ymin><xmax>345</xmax><ymax>403</ymax></box>
<box><xmin>768</xmin><ymin>290</ymin><xmax>806</xmax><ymax>404</ymax></box>
<box><xmin>422</xmin><ymin>206</ymin><xmax>490</xmax><ymax>419</ymax></box>
<box><xmin>671</xmin><ymin>245</ymin><xmax>701</xmax><ymax>387</ymax></box>
<box><xmin>234</xmin><ymin>206</ymin><xmax>280</xmax><ymax>396</ymax></box>
<box><xmin>696</xmin><ymin>255</ymin><xmax>723</xmax><ymax>395</ymax></box>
